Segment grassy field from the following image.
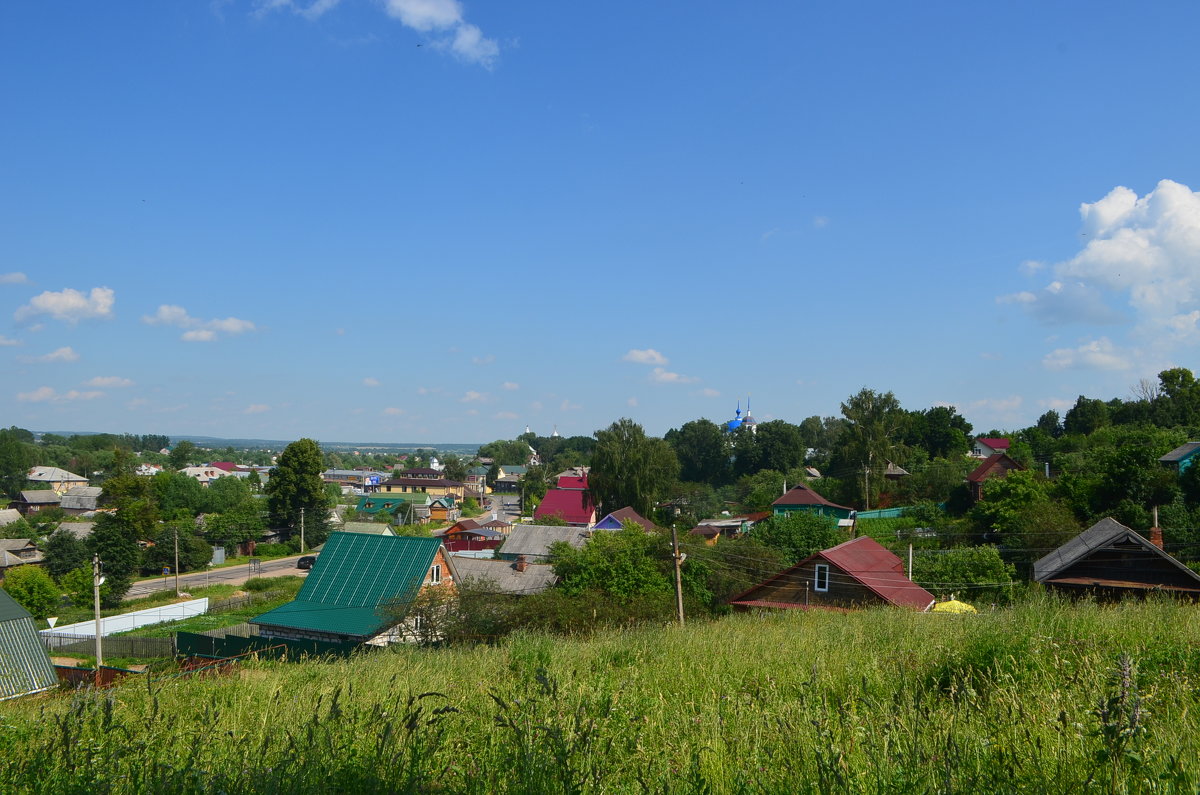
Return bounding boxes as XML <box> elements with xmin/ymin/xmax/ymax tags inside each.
<box><xmin>3</xmin><ymin>595</ymin><xmax>1200</xmax><ymax>793</ymax></box>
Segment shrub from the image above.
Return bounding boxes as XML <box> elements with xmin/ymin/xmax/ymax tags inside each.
<box><xmin>3</xmin><ymin>565</ymin><xmax>61</xmax><ymax>619</ymax></box>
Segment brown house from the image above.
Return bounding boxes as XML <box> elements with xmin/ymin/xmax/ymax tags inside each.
<box><xmin>1033</xmin><ymin>517</ymin><xmax>1200</xmax><ymax>599</ymax></box>
<box><xmin>966</xmin><ymin>453</ymin><xmax>1024</xmax><ymax>501</ymax></box>
<box><xmin>729</xmin><ymin>536</ymin><xmax>935</xmax><ymax>612</ymax></box>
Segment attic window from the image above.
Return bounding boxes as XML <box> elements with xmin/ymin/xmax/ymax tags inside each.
<box><xmin>814</xmin><ymin>563</ymin><xmax>829</xmax><ymax>592</ymax></box>
<box><xmin>430</xmin><ymin>564</ymin><xmax>441</xmax><ymax>584</ymax></box>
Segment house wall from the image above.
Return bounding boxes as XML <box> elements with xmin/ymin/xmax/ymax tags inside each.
<box><xmin>742</xmin><ymin>561</ymin><xmax>886</xmax><ymax>610</ymax></box>
<box><xmin>772</xmin><ymin>504</ymin><xmax>853</xmax><ymax>520</ymax></box>
<box><xmin>1053</xmin><ymin>545</ymin><xmax>1200</xmax><ymax>593</ymax></box>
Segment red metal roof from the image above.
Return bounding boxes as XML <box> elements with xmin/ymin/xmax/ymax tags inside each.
<box><xmin>381</xmin><ymin>477</ymin><xmax>464</xmax><ymax>488</ymax></box>
<box><xmin>534</xmin><ymin>488</ymin><xmax>596</xmax><ymax>525</ymax></box>
<box><xmin>772</xmin><ymin>483</ymin><xmax>853</xmax><ymax>511</ymax></box>
<box><xmin>966</xmin><ymin>453</ymin><xmax>1022</xmax><ymax>483</ymax></box>
<box><xmin>976</xmin><ymin>437</ymin><xmax>1010</xmax><ymax>450</ymax></box>
<box><xmin>556</xmin><ymin>475</ymin><xmax>589</xmax><ymax>490</ymax></box>
<box><xmin>208</xmin><ymin>461</ymin><xmax>237</xmax><ymax>471</ymax></box>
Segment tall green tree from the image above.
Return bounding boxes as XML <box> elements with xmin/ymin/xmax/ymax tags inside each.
<box><xmin>42</xmin><ymin>528</ymin><xmax>89</xmax><ymax>578</ymax></box>
<box><xmin>752</xmin><ymin>511</ymin><xmax>844</xmax><ymax>565</ymax></box>
<box><xmin>839</xmin><ymin>388</ymin><xmax>907</xmax><ymax>506</ymax></box>
<box><xmin>168</xmin><ymin>440</ymin><xmax>197</xmax><ymax>470</ymax></box>
<box><xmin>549</xmin><ymin>524</ymin><xmax>671</xmax><ymax>599</ymax></box>
<box><xmin>665</xmin><ymin>419</ymin><xmax>730</xmax><ymax>485</ymax></box>
<box><xmin>88</xmin><ymin>511</ymin><xmax>143</xmax><ymax>605</ymax></box>
<box><xmin>1063</xmin><ymin>395</ymin><xmax>1110</xmax><ymax>436</ymax></box>
<box><xmin>589</xmin><ymin>419</ymin><xmax>680</xmax><ymax>516</ymax></box>
<box><xmin>2</xmin><ymin>565</ymin><xmax>61</xmax><ymax>619</ymax></box>
<box><xmin>0</xmin><ymin>429</ymin><xmax>32</xmax><ymax>499</ymax></box>
<box><xmin>265</xmin><ymin>438</ymin><xmax>330</xmax><ymax>546</ymax></box>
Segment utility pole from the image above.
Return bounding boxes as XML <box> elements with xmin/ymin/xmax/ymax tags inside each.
<box><xmin>300</xmin><ymin>507</ymin><xmax>306</xmax><ymax>554</ymax></box>
<box><xmin>907</xmin><ymin>543</ymin><xmax>913</xmax><ymax>580</ymax></box>
<box><xmin>671</xmin><ymin>525</ymin><xmax>685</xmax><ymax>627</ymax></box>
<box><xmin>174</xmin><ymin>525</ymin><xmax>181</xmax><ymax>596</ymax></box>
<box><xmin>92</xmin><ymin>554</ymin><xmax>104</xmax><ymax>686</ymax></box>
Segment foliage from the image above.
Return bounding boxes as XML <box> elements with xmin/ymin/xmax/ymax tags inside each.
<box><xmin>588</xmin><ymin>419</ymin><xmax>679</xmax><ymax>516</ymax></box>
<box><xmin>751</xmin><ymin>511</ymin><xmax>845</xmax><ymax>565</ymax></box>
<box><xmin>550</xmin><ymin>526</ymin><xmax>672</xmax><ymax>599</ymax></box>
<box><xmin>59</xmin><ymin>564</ymin><xmax>102</xmax><ymax>608</ymax></box>
<box><xmin>0</xmin><ymin>428</ymin><xmax>33</xmax><ymax>499</ymax></box>
<box><xmin>265</xmin><ymin>438</ymin><xmax>331</xmax><ymax>546</ymax></box>
<box><xmin>461</xmin><ymin>497</ymin><xmax>480</xmax><ymax>515</ymax></box>
<box><xmin>2</xmin><ymin>564</ymin><xmax>61</xmax><ymax>619</ymax></box>
<box><xmin>243</xmin><ymin>575</ymin><xmax>304</xmax><ymax>593</ymax></box>
<box><xmin>151</xmin><ymin>471</ymin><xmax>206</xmax><ymax>517</ymax></box>
<box><xmin>204</xmin><ymin>475</ymin><xmax>252</xmax><ymax>514</ymax></box>
<box><xmin>42</xmin><ymin>528</ymin><xmax>89</xmax><ymax>578</ymax></box>
<box><xmin>203</xmin><ymin>500</ymin><xmax>266</xmax><ymax>549</ymax></box>
<box><xmin>911</xmin><ymin>545</ymin><xmax>1016</xmax><ymax>603</ymax></box>
<box><xmin>836</xmin><ymin>387</ymin><xmax>908</xmax><ymax>505</ymax></box>
<box><xmin>168</xmin><ymin>440</ymin><xmax>197</xmax><ymax>469</ymax></box>
<box><xmin>142</xmin><ymin>519</ymin><xmax>214</xmax><ymax>574</ymax></box>
<box><xmin>87</xmin><ymin>511</ymin><xmax>144</xmax><ymax>606</ymax></box>
<box><xmin>664</xmin><ymin>419</ymin><xmax>730</xmax><ymax>485</ymax></box>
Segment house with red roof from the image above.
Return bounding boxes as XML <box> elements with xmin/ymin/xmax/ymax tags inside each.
<box><xmin>729</xmin><ymin>536</ymin><xmax>935</xmax><ymax>612</ymax></box>
<box><xmin>966</xmin><ymin>453</ymin><xmax>1024</xmax><ymax>501</ymax></box>
<box><xmin>972</xmin><ymin>437</ymin><xmax>1011</xmax><ymax>459</ymax></box>
<box><xmin>556</xmin><ymin>474</ymin><xmax>589</xmax><ymax>490</ymax></box>
<box><xmin>534</xmin><ymin>488</ymin><xmax>596</xmax><ymax>527</ymax></box>
<box><xmin>771</xmin><ymin>482</ymin><xmax>855</xmax><ymax>519</ymax></box>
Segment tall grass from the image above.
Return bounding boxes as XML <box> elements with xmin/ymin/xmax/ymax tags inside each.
<box><xmin>3</xmin><ymin>594</ymin><xmax>1199</xmax><ymax>792</ymax></box>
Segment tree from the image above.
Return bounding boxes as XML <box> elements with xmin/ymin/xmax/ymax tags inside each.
<box><xmin>88</xmin><ymin>511</ymin><xmax>144</xmax><ymax>606</ymax></box>
<box><xmin>441</xmin><ymin>455</ymin><xmax>468</xmax><ymax>483</ymax></box>
<box><xmin>143</xmin><ymin>518</ymin><xmax>213</xmax><ymax>574</ymax></box>
<box><xmin>549</xmin><ymin>525</ymin><xmax>671</xmax><ymax>599</ymax></box>
<box><xmin>246</xmin><ymin>469</ymin><xmax>262</xmax><ymax>492</ymax></box>
<box><xmin>665</xmin><ymin>419</ymin><xmax>730</xmax><ymax>485</ymax></box>
<box><xmin>911</xmin><ymin>546</ymin><xmax>1016</xmax><ymax>603</ymax></box>
<box><xmin>839</xmin><ymin>388</ymin><xmax>907</xmax><ymax>506</ymax></box>
<box><xmin>589</xmin><ymin>419</ymin><xmax>680</xmax><ymax>516</ymax></box>
<box><xmin>2</xmin><ymin>565</ymin><xmax>61</xmax><ymax>619</ymax></box>
<box><xmin>1036</xmin><ymin>410</ymin><xmax>1063</xmax><ymax>438</ymax></box>
<box><xmin>151</xmin><ymin>471</ymin><xmax>206</xmax><ymax>517</ymax></box>
<box><xmin>265</xmin><ymin>438</ymin><xmax>330</xmax><ymax>546</ymax></box>
<box><xmin>752</xmin><ymin>512</ymin><xmax>844</xmax><ymax>565</ymax></box>
<box><xmin>1063</xmin><ymin>396</ymin><xmax>1110</xmax><ymax>436</ymax></box>
<box><xmin>168</xmin><ymin>440</ymin><xmax>197</xmax><ymax>470</ymax></box>
<box><xmin>906</xmin><ymin>406</ymin><xmax>973</xmax><ymax>459</ymax></box>
<box><xmin>755</xmin><ymin>420</ymin><xmax>807</xmax><ymax>475</ymax></box>
<box><xmin>0</xmin><ymin>430</ymin><xmax>32</xmax><ymax>499</ymax></box>
<box><xmin>203</xmin><ymin>475</ymin><xmax>252</xmax><ymax>514</ymax></box>
<box><xmin>203</xmin><ymin>499</ymin><xmax>266</xmax><ymax>549</ymax></box>
<box><xmin>42</xmin><ymin>528</ymin><xmax>89</xmax><ymax>578</ymax></box>
<box><xmin>60</xmin><ymin>565</ymin><xmax>102</xmax><ymax>608</ymax></box>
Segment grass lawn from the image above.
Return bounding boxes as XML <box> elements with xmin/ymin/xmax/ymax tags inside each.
<box><xmin>5</xmin><ymin>595</ymin><xmax>1200</xmax><ymax>792</ymax></box>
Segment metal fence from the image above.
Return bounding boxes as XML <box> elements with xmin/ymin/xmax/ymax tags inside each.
<box><xmin>200</xmin><ymin>622</ymin><xmax>260</xmax><ymax>639</ymax></box>
<box><xmin>41</xmin><ymin>632</ymin><xmax>175</xmax><ymax>659</ymax></box>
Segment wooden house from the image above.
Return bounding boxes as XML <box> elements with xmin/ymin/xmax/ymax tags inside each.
<box><xmin>594</xmin><ymin>506</ymin><xmax>656</xmax><ymax>532</ymax></box>
<box><xmin>1159</xmin><ymin>442</ymin><xmax>1200</xmax><ymax>473</ymax></box>
<box><xmin>729</xmin><ymin>536</ymin><xmax>935</xmax><ymax>612</ymax></box>
<box><xmin>1033</xmin><ymin>517</ymin><xmax>1200</xmax><ymax>599</ymax></box>
<box><xmin>966</xmin><ymin>453</ymin><xmax>1023</xmax><ymax>501</ymax></box>
<box><xmin>771</xmin><ymin>483</ymin><xmax>854</xmax><ymax>519</ymax></box>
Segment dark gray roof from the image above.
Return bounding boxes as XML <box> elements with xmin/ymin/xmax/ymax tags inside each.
<box><xmin>449</xmin><ymin>557</ymin><xmax>558</xmax><ymax>595</ymax></box>
<box><xmin>1159</xmin><ymin>442</ymin><xmax>1200</xmax><ymax>464</ymax></box>
<box><xmin>0</xmin><ymin>509</ymin><xmax>21</xmax><ymax>527</ymax></box>
<box><xmin>60</xmin><ymin>486</ymin><xmax>102</xmax><ymax>511</ymax></box>
<box><xmin>18</xmin><ymin>491</ymin><xmax>61</xmax><ymax>505</ymax></box>
<box><xmin>498</xmin><ymin>524</ymin><xmax>593</xmax><ymax>560</ymax></box>
<box><xmin>1033</xmin><ymin>517</ymin><xmax>1200</xmax><ymax>584</ymax></box>
<box><xmin>57</xmin><ymin>522</ymin><xmax>95</xmax><ymax>539</ymax></box>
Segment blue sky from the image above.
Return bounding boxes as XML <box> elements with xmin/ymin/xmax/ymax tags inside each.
<box><xmin>3</xmin><ymin>1</ymin><xmax>1200</xmax><ymax>444</ymax></box>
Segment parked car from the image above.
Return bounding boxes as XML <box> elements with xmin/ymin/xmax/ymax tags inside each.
<box><xmin>297</xmin><ymin>555</ymin><xmax>317</xmax><ymax>570</ymax></box>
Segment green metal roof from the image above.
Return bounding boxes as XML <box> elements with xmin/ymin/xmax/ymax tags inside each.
<box><xmin>0</xmin><ymin>589</ymin><xmax>58</xmax><ymax>700</ymax></box>
<box><xmin>355</xmin><ymin>494</ymin><xmax>430</xmax><ymax>514</ymax></box>
<box><xmin>250</xmin><ymin>533</ymin><xmax>441</xmax><ymax>639</ymax></box>
<box><xmin>0</xmin><ymin>587</ymin><xmax>32</xmax><ymax>622</ymax></box>
<box><xmin>467</xmin><ymin>466</ymin><xmax>489</xmax><ymax>476</ymax></box>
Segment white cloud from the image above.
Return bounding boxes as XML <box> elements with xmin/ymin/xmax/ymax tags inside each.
<box><xmin>812</xmin><ymin>215</ymin><xmax>830</xmax><ymax>229</ymax></box>
<box><xmin>461</xmin><ymin>390</ymin><xmax>488</xmax><ymax>403</ymax></box>
<box><xmin>696</xmin><ymin>387</ymin><xmax>720</xmax><ymax>397</ymax></box>
<box><xmin>86</xmin><ymin>376</ymin><xmax>133</xmax><ymax>388</ymax></box>
<box><xmin>17</xmin><ymin>386</ymin><xmax>103</xmax><ymax>403</ymax></box>
<box><xmin>1007</xmin><ymin>179</ymin><xmax>1200</xmax><ymax>353</ymax></box>
<box><xmin>1042</xmin><ymin>337</ymin><xmax>1132</xmax><ymax>371</ymax></box>
<box><xmin>0</xmin><ymin>272</ymin><xmax>28</xmax><ymax>284</ymax></box>
<box><xmin>502</xmin><ymin>381</ymin><xmax>519</xmax><ymax>390</ymax></box>
<box><xmin>1037</xmin><ymin>397</ymin><xmax>1075</xmax><ymax>412</ymax></box>
<box><xmin>465</xmin><ymin>408</ymin><xmax>480</xmax><ymax>416</ymax></box>
<box><xmin>363</xmin><ymin>377</ymin><xmax>381</xmax><ymax>387</ymax></box>
<box><xmin>494</xmin><ymin>411</ymin><xmax>518</xmax><ymax>420</ymax></box>
<box><xmin>144</xmin><ymin>304</ymin><xmax>256</xmax><ymax>342</ymax></box>
<box><xmin>29</xmin><ymin>346</ymin><xmax>80</xmax><ymax>363</ymax></box>
<box><xmin>650</xmin><ymin>366</ymin><xmax>699</xmax><ymax>384</ymax></box>
<box><xmin>243</xmin><ymin>404</ymin><xmax>270</xmax><ymax>414</ymax></box>
<box><xmin>383</xmin><ymin>407</ymin><xmax>405</xmax><ymax>416</ymax></box>
<box><xmin>471</xmin><ymin>354</ymin><xmax>495</xmax><ymax>365</ymax></box>
<box><xmin>15</xmin><ymin>286</ymin><xmax>114</xmax><ymax>324</ymax></box>
<box><xmin>560</xmin><ymin>399</ymin><xmax>581</xmax><ymax>411</ymax></box>
<box><xmin>623</xmin><ymin>348</ymin><xmax>668</xmax><ymax>365</ymax></box>
<box><xmin>0</xmin><ymin>336</ymin><xmax>18</xmax><ymax>347</ymax></box>
<box><xmin>969</xmin><ymin>395</ymin><xmax>1023</xmax><ymax>413</ymax></box>
<box><xmin>530</xmin><ymin>401</ymin><xmax>543</xmax><ymax>411</ymax></box>
<box><xmin>627</xmin><ymin>397</ymin><xmax>638</xmax><ymax>407</ymax></box>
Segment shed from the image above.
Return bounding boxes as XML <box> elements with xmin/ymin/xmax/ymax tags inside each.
<box><xmin>594</xmin><ymin>506</ymin><xmax>656</xmax><ymax>532</ymax></box>
<box><xmin>729</xmin><ymin>536</ymin><xmax>935</xmax><ymax>612</ymax></box>
<box><xmin>497</xmin><ymin>524</ymin><xmax>594</xmax><ymax>562</ymax></box>
<box><xmin>966</xmin><ymin>453</ymin><xmax>1024</xmax><ymax>501</ymax></box>
<box><xmin>771</xmin><ymin>483</ymin><xmax>854</xmax><ymax>519</ymax></box>
<box><xmin>1033</xmin><ymin>517</ymin><xmax>1200</xmax><ymax>598</ymax></box>
<box><xmin>450</xmin><ymin>556</ymin><xmax>558</xmax><ymax>595</ymax></box>
<box><xmin>60</xmin><ymin>486</ymin><xmax>103</xmax><ymax>515</ymax></box>
<box><xmin>1159</xmin><ymin>442</ymin><xmax>1200</xmax><ymax>473</ymax></box>
<box><xmin>0</xmin><ymin>588</ymin><xmax>58</xmax><ymax>700</ymax></box>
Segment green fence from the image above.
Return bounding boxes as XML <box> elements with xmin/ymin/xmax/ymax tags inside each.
<box><xmin>176</xmin><ymin>630</ymin><xmax>356</xmax><ymax>660</ymax></box>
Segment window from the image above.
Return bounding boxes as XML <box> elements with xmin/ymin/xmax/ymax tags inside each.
<box><xmin>430</xmin><ymin>564</ymin><xmax>441</xmax><ymax>584</ymax></box>
<box><xmin>814</xmin><ymin>564</ymin><xmax>829</xmax><ymax>592</ymax></box>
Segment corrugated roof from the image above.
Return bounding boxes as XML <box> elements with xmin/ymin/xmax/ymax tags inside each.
<box><xmin>18</xmin><ymin>491</ymin><xmax>61</xmax><ymax>505</ymax></box>
<box><xmin>771</xmin><ymin>483</ymin><xmax>852</xmax><ymax>511</ymax></box>
<box><xmin>534</xmin><ymin>489</ymin><xmax>596</xmax><ymax>525</ymax></box>
<box><xmin>556</xmin><ymin>475</ymin><xmax>588</xmax><ymax>490</ymax></box>
<box><xmin>499</xmin><ymin>525</ymin><xmax>593</xmax><ymax>560</ymax></box>
<box><xmin>340</xmin><ymin>522</ymin><xmax>396</xmax><ymax>536</ymax></box>
<box><xmin>250</xmin><ymin>533</ymin><xmax>442</xmax><ymax>639</ymax></box>
<box><xmin>595</xmin><ymin>506</ymin><xmax>656</xmax><ymax>531</ymax></box>
<box><xmin>1159</xmin><ymin>442</ymin><xmax>1200</xmax><ymax>463</ymax></box>
<box><xmin>967</xmin><ymin>453</ymin><xmax>1023</xmax><ymax>484</ymax></box>
<box><xmin>27</xmin><ymin>466</ymin><xmax>85</xmax><ymax>482</ymax></box>
<box><xmin>976</xmin><ymin>437</ymin><xmax>1010</xmax><ymax>449</ymax></box>
<box><xmin>0</xmin><ymin>589</ymin><xmax>58</xmax><ymax>701</ymax></box>
<box><xmin>0</xmin><ymin>509</ymin><xmax>22</xmax><ymax>527</ymax></box>
<box><xmin>450</xmin><ymin>557</ymin><xmax>558</xmax><ymax>595</ymax></box>
<box><xmin>1032</xmin><ymin>517</ymin><xmax>1200</xmax><ymax>587</ymax></box>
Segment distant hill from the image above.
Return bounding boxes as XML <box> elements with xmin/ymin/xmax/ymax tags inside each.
<box><xmin>36</xmin><ymin>431</ymin><xmax>481</xmax><ymax>455</ymax></box>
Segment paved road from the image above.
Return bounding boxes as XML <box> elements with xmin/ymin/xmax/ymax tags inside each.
<box><xmin>125</xmin><ymin>554</ymin><xmax>310</xmax><ymax>599</ymax></box>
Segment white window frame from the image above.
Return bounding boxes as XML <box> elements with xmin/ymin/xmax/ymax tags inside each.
<box><xmin>430</xmin><ymin>564</ymin><xmax>441</xmax><ymax>584</ymax></box>
<box><xmin>814</xmin><ymin>563</ymin><xmax>829</xmax><ymax>592</ymax></box>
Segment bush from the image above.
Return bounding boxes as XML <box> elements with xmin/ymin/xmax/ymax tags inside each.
<box><xmin>253</xmin><ymin>542</ymin><xmax>297</xmax><ymax>558</ymax></box>
<box><xmin>3</xmin><ymin>565</ymin><xmax>62</xmax><ymax>619</ymax></box>
<box><xmin>244</xmin><ymin>576</ymin><xmax>303</xmax><ymax>593</ymax></box>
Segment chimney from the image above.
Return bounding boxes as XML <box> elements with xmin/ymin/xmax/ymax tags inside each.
<box><xmin>515</xmin><ymin>555</ymin><xmax>528</xmax><ymax>573</ymax></box>
<box><xmin>1150</xmin><ymin>506</ymin><xmax>1163</xmax><ymax>550</ymax></box>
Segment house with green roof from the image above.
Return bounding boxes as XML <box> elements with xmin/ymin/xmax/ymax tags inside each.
<box><xmin>0</xmin><ymin>588</ymin><xmax>58</xmax><ymax>700</ymax></box>
<box><xmin>250</xmin><ymin>532</ymin><xmax>457</xmax><ymax>645</ymax></box>
<box><xmin>355</xmin><ymin>493</ymin><xmax>431</xmax><ymax>524</ymax></box>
